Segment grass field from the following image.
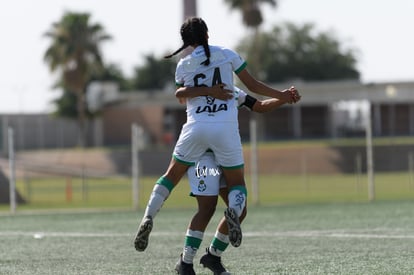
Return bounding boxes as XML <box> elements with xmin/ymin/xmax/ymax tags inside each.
<box><xmin>1</xmin><ymin>200</ymin><xmax>414</xmax><ymax>274</ymax></box>
<box><xmin>1</xmin><ymin>139</ymin><xmax>414</xmax><ymax>274</ymax></box>
<box><xmin>4</xmin><ymin>171</ymin><xmax>414</xmax><ymax>211</ymax></box>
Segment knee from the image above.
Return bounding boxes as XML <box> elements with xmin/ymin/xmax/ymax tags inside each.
<box><xmin>198</xmin><ymin>205</ymin><xmax>216</xmax><ymax>220</ymax></box>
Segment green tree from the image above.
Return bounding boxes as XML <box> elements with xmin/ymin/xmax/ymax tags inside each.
<box><xmin>237</xmin><ymin>23</ymin><xmax>360</xmax><ymax>82</ymax></box>
<box><xmin>53</xmin><ymin>90</ymin><xmax>78</xmax><ymax>118</ymax></box>
<box><xmin>53</xmin><ymin>64</ymin><xmax>129</xmax><ymax>120</ymax></box>
<box><xmin>90</xmin><ymin>63</ymin><xmax>132</xmax><ymax>92</ymax></box>
<box><xmin>43</xmin><ymin>12</ymin><xmax>111</xmax><ymax>147</ymax></box>
<box><xmin>131</xmin><ymin>54</ymin><xmax>176</xmax><ymax>91</ymax></box>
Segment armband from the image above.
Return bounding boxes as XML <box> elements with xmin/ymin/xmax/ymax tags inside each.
<box><xmin>242</xmin><ymin>95</ymin><xmax>257</xmax><ymax>110</ymax></box>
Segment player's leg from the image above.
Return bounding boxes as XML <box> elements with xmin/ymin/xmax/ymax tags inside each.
<box><xmin>208</xmin><ymin>123</ymin><xmax>247</xmax><ymax>247</ymax></box>
<box><xmin>220</xmin><ymin>167</ymin><xmax>247</xmax><ymax>247</ymax></box>
<box><xmin>200</xmin><ymin>187</ymin><xmax>246</xmax><ymax>275</ymax></box>
<box><xmin>176</xmin><ymin>195</ymin><xmax>217</xmax><ymax>274</ymax></box>
<box><xmin>199</xmin><ymin>187</ymin><xmax>230</xmax><ymax>275</ymax></box>
<box><xmin>135</xmin><ymin>123</ymin><xmax>207</xmax><ymax>252</ymax></box>
<box><xmin>134</xmin><ymin>158</ymin><xmax>189</xmax><ymax>252</ymax></box>
<box><xmin>212</xmin><ymin>191</ymin><xmax>247</xmax><ymax>245</ymax></box>
<box><xmin>176</xmin><ymin>152</ymin><xmax>221</xmax><ymax>274</ymax></box>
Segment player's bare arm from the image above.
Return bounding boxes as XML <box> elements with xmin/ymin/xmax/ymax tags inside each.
<box><xmin>250</xmin><ymin>88</ymin><xmax>301</xmax><ymax>113</ymax></box>
<box><xmin>236</xmin><ymin>69</ymin><xmax>300</xmax><ymax>103</ymax></box>
<box><xmin>251</xmin><ymin>98</ymin><xmax>285</xmax><ymax>113</ymax></box>
<box><xmin>175</xmin><ymin>84</ymin><xmax>234</xmax><ymax>101</ymax></box>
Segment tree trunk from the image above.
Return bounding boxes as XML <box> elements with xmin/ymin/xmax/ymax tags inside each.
<box><xmin>182</xmin><ymin>0</ymin><xmax>198</xmax><ymax>57</ymax></box>
<box><xmin>0</xmin><ymin>169</ymin><xmax>26</xmax><ymax>204</ymax></box>
<box><xmin>183</xmin><ymin>0</ymin><xmax>197</xmax><ymax>20</ymax></box>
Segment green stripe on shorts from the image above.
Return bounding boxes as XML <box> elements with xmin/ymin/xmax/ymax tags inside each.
<box><xmin>173</xmin><ymin>154</ymin><xmax>195</xmax><ymax>166</ymax></box>
<box><xmin>220</xmin><ymin>163</ymin><xmax>244</xmax><ymax>170</ymax></box>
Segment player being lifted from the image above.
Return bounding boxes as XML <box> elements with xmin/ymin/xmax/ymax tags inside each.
<box><xmin>134</xmin><ymin>17</ymin><xmax>300</xmax><ymax>254</ymax></box>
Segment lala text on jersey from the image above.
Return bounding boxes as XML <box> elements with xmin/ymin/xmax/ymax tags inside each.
<box><xmin>195</xmin><ymin>96</ymin><xmax>228</xmax><ymax>116</ymax></box>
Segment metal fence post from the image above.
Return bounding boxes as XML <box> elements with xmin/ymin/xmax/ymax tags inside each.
<box><xmin>8</xmin><ymin>127</ymin><xmax>16</xmax><ymax>214</ymax></box>
<box><xmin>249</xmin><ymin>118</ymin><xmax>259</xmax><ymax>205</ymax></box>
<box><xmin>132</xmin><ymin>124</ymin><xmax>143</xmax><ymax>210</ymax></box>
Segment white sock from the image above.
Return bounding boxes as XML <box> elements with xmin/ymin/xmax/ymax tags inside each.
<box><xmin>182</xmin><ymin>229</ymin><xmax>204</xmax><ymax>264</ymax></box>
<box><xmin>228</xmin><ymin>187</ymin><xmax>246</xmax><ymax>217</ymax></box>
<box><xmin>209</xmin><ymin>231</ymin><xmax>229</xmax><ymax>257</ymax></box>
<box><xmin>143</xmin><ymin>184</ymin><xmax>170</xmax><ymax>218</ymax></box>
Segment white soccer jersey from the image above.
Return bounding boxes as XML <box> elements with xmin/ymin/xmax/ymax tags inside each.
<box><xmin>175</xmin><ymin>45</ymin><xmax>247</xmax><ymax>123</ymax></box>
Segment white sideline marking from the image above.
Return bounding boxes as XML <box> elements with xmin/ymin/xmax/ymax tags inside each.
<box><xmin>244</xmin><ymin>231</ymin><xmax>414</xmax><ymax>239</ymax></box>
<box><xmin>1</xmin><ymin>230</ymin><xmax>414</xmax><ymax>239</ymax></box>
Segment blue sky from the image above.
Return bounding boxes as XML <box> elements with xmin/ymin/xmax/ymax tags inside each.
<box><xmin>1</xmin><ymin>0</ymin><xmax>413</xmax><ymax>113</ymax></box>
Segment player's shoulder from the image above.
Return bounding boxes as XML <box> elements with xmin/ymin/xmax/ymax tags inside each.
<box><xmin>176</xmin><ymin>52</ymin><xmax>201</xmax><ymax>73</ymax></box>
<box><xmin>210</xmin><ymin>45</ymin><xmax>238</xmax><ymax>56</ymax></box>
<box><xmin>177</xmin><ymin>53</ymin><xmax>192</xmax><ymax>66</ymax></box>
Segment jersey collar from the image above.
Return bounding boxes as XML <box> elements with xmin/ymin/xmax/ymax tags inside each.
<box><xmin>192</xmin><ymin>45</ymin><xmax>205</xmax><ymax>57</ymax></box>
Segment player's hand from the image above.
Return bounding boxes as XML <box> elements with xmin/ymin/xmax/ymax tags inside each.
<box><xmin>288</xmin><ymin>86</ymin><xmax>301</xmax><ymax>104</ymax></box>
<box><xmin>208</xmin><ymin>84</ymin><xmax>234</xmax><ymax>101</ymax></box>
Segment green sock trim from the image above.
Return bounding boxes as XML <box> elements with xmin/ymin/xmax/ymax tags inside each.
<box><xmin>185</xmin><ymin>236</ymin><xmax>202</xmax><ymax>249</ymax></box>
<box><xmin>229</xmin><ymin>185</ymin><xmax>248</xmax><ymax>196</ymax></box>
<box><xmin>156</xmin><ymin>176</ymin><xmax>175</xmax><ymax>192</ymax></box>
<box><xmin>211</xmin><ymin>237</ymin><xmax>229</xmax><ymax>252</ymax></box>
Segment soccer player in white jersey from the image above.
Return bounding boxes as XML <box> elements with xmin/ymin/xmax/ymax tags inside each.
<box><xmin>134</xmin><ymin>17</ymin><xmax>300</xmax><ymax>256</ymax></box>
<box><xmin>174</xmin><ymin>86</ymin><xmax>299</xmax><ymax>274</ymax></box>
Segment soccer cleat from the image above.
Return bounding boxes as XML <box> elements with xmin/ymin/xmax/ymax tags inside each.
<box><xmin>174</xmin><ymin>255</ymin><xmax>196</xmax><ymax>275</ymax></box>
<box><xmin>224</xmin><ymin>207</ymin><xmax>242</xmax><ymax>247</ymax></box>
<box><xmin>134</xmin><ymin>215</ymin><xmax>153</xmax><ymax>252</ymax></box>
<box><xmin>200</xmin><ymin>248</ymin><xmax>231</xmax><ymax>275</ymax></box>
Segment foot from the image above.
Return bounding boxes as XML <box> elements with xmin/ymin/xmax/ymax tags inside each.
<box><xmin>134</xmin><ymin>216</ymin><xmax>153</xmax><ymax>252</ymax></box>
<box><xmin>224</xmin><ymin>208</ymin><xmax>242</xmax><ymax>247</ymax></box>
<box><xmin>174</xmin><ymin>255</ymin><xmax>196</xmax><ymax>275</ymax></box>
<box><xmin>200</xmin><ymin>248</ymin><xmax>230</xmax><ymax>275</ymax></box>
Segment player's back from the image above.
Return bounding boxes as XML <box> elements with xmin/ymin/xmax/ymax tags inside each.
<box><xmin>177</xmin><ymin>45</ymin><xmax>239</xmax><ymax>89</ymax></box>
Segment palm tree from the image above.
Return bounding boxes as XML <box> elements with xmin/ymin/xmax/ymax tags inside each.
<box><xmin>44</xmin><ymin>12</ymin><xmax>111</xmax><ymax>147</ymax></box>
<box><xmin>224</xmin><ymin>0</ymin><xmax>276</xmax><ymax>29</ymax></box>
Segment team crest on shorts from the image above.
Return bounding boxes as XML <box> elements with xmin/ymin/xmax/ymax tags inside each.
<box><xmin>198</xmin><ymin>180</ymin><xmax>207</xmax><ymax>192</ymax></box>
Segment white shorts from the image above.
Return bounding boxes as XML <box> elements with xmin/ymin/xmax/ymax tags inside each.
<box><xmin>173</xmin><ymin>121</ymin><xmax>244</xmax><ymax>168</ymax></box>
<box><xmin>187</xmin><ymin>152</ymin><xmax>226</xmax><ymax>196</ymax></box>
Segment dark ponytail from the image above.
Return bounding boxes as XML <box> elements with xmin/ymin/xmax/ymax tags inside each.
<box><xmin>164</xmin><ymin>44</ymin><xmax>188</xmax><ymax>59</ymax></box>
<box><xmin>200</xmin><ymin>42</ymin><xmax>210</xmax><ymax>66</ymax></box>
<box><xmin>165</xmin><ymin>17</ymin><xmax>210</xmax><ymax>66</ymax></box>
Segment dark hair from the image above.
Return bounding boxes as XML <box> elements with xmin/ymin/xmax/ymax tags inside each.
<box><xmin>165</xmin><ymin>17</ymin><xmax>210</xmax><ymax>66</ymax></box>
